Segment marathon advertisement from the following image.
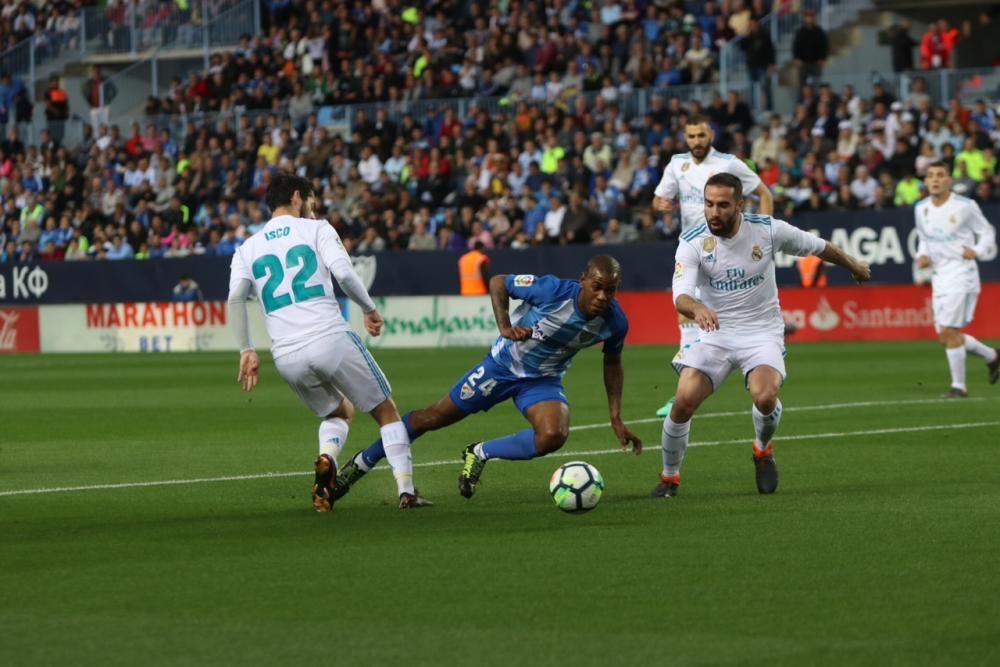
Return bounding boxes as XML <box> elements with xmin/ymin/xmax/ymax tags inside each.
<box><xmin>1</xmin><ymin>204</ymin><xmax>998</xmax><ymax>306</ymax></box>
<box><xmin>37</xmin><ymin>302</ymin><xmax>271</xmax><ymax>353</ymax></box>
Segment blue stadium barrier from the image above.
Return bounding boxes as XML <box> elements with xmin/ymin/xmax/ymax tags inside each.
<box><xmin>2</xmin><ymin>206</ymin><xmax>998</xmax><ymax>305</ymax></box>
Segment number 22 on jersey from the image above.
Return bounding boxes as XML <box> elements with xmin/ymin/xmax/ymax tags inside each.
<box><xmin>252</xmin><ymin>244</ymin><xmax>325</xmax><ymax>314</ymax></box>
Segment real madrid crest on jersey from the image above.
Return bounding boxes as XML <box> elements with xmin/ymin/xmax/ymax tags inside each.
<box><xmin>702</xmin><ymin>237</ymin><xmax>716</xmax><ymax>252</ymax></box>
<box><xmin>949</xmin><ymin>214</ymin><xmax>957</xmax><ymax>225</ymax></box>
<box><xmin>681</xmin><ymin>162</ymin><xmax>690</xmax><ymax>172</ymax></box>
<box><xmin>751</xmin><ymin>245</ymin><xmax>763</xmax><ymax>261</ymax></box>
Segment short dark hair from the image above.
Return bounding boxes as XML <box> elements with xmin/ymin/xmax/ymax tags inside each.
<box><xmin>586</xmin><ymin>255</ymin><xmax>621</xmax><ymax>279</ymax></box>
<box><xmin>705</xmin><ymin>172</ymin><xmax>744</xmax><ymax>199</ymax></box>
<box><xmin>926</xmin><ymin>160</ymin><xmax>950</xmax><ymax>173</ymax></box>
<box><xmin>266</xmin><ymin>172</ymin><xmax>313</xmax><ymax>212</ymax></box>
<box><xmin>685</xmin><ymin>114</ymin><xmax>711</xmax><ymax>127</ymax></box>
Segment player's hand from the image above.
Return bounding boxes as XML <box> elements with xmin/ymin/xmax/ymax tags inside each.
<box><xmin>851</xmin><ymin>261</ymin><xmax>872</xmax><ymax>283</ymax></box>
<box><xmin>652</xmin><ymin>196</ymin><xmax>673</xmax><ymax>213</ymax></box>
<box><xmin>692</xmin><ymin>304</ymin><xmax>720</xmax><ymax>332</ymax></box>
<box><xmin>961</xmin><ymin>247</ymin><xmax>977</xmax><ymax>260</ymax></box>
<box><xmin>237</xmin><ymin>350</ymin><xmax>260</xmax><ymax>393</ymax></box>
<box><xmin>365</xmin><ymin>310</ymin><xmax>384</xmax><ymax>337</ymax></box>
<box><xmin>500</xmin><ymin>325</ymin><xmax>532</xmax><ymax>341</ymax></box>
<box><xmin>916</xmin><ymin>255</ymin><xmax>931</xmax><ymax>269</ymax></box>
<box><xmin>611</xmin><ymin>418</ymin><xmax>642</xmax><ymax>455</ymax></box>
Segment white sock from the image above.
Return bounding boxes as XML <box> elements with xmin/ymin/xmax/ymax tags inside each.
<box><xmin>751</xmin><ymin>400</ymin><xmax>783</xmax><ymax>451</ymax></box>
<box><xmin>679</xmin><ymin>323</ymin><xmax>699</xmax><ymax>348</ymax></box>
<box><xmin>946</xmin><ymin>346</ymin><xmax>967</xmax><ymax>391</ymax></box>
<box><xmin>964</xmin><ymin>334</ymin><xmax>998</xmax><ymax>363</ymax></box>
<box><xmin>318</xmin><ymin>418</ymin><xmax>349</xmax><ymax>465</ymax></box>
<box><xmin>380</xmin><ymin>421</ymin><xmax>414</xmax><ymax>496</ymax></box>
<box><xmin>661</xmin><ymin>416</ymin><xmax>690</xmax><ymax>478</ymax></box>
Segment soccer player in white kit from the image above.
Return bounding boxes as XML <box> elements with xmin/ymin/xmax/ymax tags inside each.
<box><xmin>651</xmin><ymin>114</ymin><xmax>774</xmax><ymax>416</ymax></box>
<box><xmin>914</xmin><ymin>162</ymin><xmax>999</xmax><ymax>397</ymax></box>
<box><xmin>651</xmin><ymin>173</ymin><xmax>871</xmax><ymax>498</ymax></box>
<box><xmin>227</xmin><ymin>173</ymin><xmax>429</xmax><ymax>511</ymax></box>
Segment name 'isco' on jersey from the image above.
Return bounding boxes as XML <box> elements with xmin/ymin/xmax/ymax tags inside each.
<box><xmin>654</xmin><ymin>148</ymin><xmax>762</xmax><ymax>232</ymax></box>
<box><xmin>230</xmin><ymin>215</ymin><xmax>351</xmax><ymax>358</ymax></box>
<box><xmin>672</xmin><ymin>214</ymin><xmax>826</xmax><ymax>336</ymax></box>
<box><xmin>914</xmin><ymin>193</ymin><xmax>997</xmax><ymax>294</ymax></box>
<box><xmin>489</xmin><ymin>275</ymin><xmax>629</xmax><ymax>379</ymax></box>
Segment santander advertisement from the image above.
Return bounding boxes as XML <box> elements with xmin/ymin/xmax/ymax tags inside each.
<box><xmin>618</xmin><ymin>284</ymin><xmax>1000</xmax><ymax>345</ymax></box>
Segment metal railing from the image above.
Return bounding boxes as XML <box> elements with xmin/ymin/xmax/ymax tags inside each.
<box><xmin>79</xmin><ymin>0</ymin><xmax>255</xmax><ymax>57</ymax></box>
<box><xmin>720</xmin><ymin>0</ymin><xmax>874</xmax><ymax>98</ymax></box>
<box><xmin>12</xmin><ymin>66</ymin><xmax>999</xmax><ymax>152</ymax></box>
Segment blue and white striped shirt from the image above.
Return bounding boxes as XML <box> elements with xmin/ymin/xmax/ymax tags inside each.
<box><xmin>489</xmin><ymin>274</ymin><xmax>629</xmax><ymax>379</ymax></box>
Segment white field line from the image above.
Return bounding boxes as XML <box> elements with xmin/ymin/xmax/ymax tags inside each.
<box><xmin>1</xmin><ymin>418</ymin><xmax>997</xmax><ymax>498</ymax></box>
<box><xmin>569</xmin><ymin>396</ymin><xmax>991</xmax><ymax>431</ymax></box>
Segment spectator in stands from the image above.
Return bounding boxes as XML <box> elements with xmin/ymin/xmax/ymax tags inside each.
<box><xmin>81</xmin><ymin>65</ymin><xmax>115</xmax><ymax>129</ymax></box>
<box><xmin>792</xmin><ymin>9</ymin><xmax>829</xmax><ymax>87</ymax></box>
<box><xmin>891</xmin><ymin>19</ymin><xmax>917</xmax><ymax>72</ymax></box>
<box><xmin>741</xmin><ymin>17</ymin><xmax>776</xmax><ymax>110</ymax></box>
<box><xmin>43</xmin><ymin>75</ymin><xmax>69</xmax><ymax>143</ymax></box>
<box><xmin>172</xmin><ymin>275</ymin><xmax>203</xmax><ymax>302</ymax></box>
<box><xmin>850</xmin><ymin>165</ymin><xmax>878</xmax><ymax>207</ymax></box>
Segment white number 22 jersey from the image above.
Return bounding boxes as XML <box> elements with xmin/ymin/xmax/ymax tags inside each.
<box><xmin>230</xmin><ymin>215</ymin><xmax>353</xmax><ymax>358</ymax></box>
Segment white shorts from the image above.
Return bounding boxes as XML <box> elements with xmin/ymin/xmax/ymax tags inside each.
<box><xmin>933</xmin><ymin>291</ymin><xmax>978</xmax><ymax>330</ymax></box>
<box><xmin>671</xmin><ymin>333</ymin><xmax>787</xmax><ymax>391</ymax></box>
<box><xmin>273</xmin><ymin>331</ymin><xmax>392</xmax><ymax>417</ymax></box>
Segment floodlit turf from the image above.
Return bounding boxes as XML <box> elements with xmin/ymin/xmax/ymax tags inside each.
<box><xmin>2</xmin><ymin>342</ymin><xmax>999</xmax><ymax>666</ymax></box>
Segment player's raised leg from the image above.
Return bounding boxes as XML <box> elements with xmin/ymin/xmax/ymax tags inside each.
<box><xmin>652</xmin><ymin>368</ymin><xmax>713</xmax><ymax>498</ymax></box>
<box><xmin>964</xmin><ymin>334</ymin><xmax>1000</xmax><ymax>385</ymax></box>
<box><xmin>747</xmin><ymin>365</ymin><xmax>783</xmax><ymax>494</ymax></box>
<box><xmin>459</xmin><ymin>400</ymin><xmax>570</xmax><ymax>499</ymax></box>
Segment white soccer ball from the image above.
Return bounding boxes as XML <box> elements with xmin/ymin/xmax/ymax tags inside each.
<box><xmin>549</xmin><ymin>461</ymin><xmax>604</xmax><ymax>513</ymax></box>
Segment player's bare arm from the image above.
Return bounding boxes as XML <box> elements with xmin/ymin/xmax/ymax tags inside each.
<box><xmin>675</xmin><ymin>294</ymin><xmax>720</xmax><ymax>332</ymax></box>
<box><xmin>917</xmin><ymin>255</ymin><xmax>932</xmax><ymax>268</ymax></box>
<box><xmin>489</xmin><ymin>275</ymin><xmax>532</xmax><ymax>341</ymax></box>
<box><xmin>754</xmin><ymin>183</ymin><xmax>774</xmax><ymax>216</ymax></box>
<box><xmin>817</xmin><ymin>242</ymin><xmax>872</xmax><ymax>283</ymax></box>
<box><xmin>603</xmin><ymin>353</ymin><xmax>642</xmax><ymax>454</ymax></box>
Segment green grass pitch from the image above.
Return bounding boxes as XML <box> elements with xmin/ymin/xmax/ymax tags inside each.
<box><xmin>2</xmin><ymin>342</ymin><xmax>999</xmax><ymax>666</ymax></box>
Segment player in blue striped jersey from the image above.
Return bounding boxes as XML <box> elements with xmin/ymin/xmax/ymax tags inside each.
<box><xmin>333</xmin><ymin>255</ymin><xmax>642</xmax><ymax>501</ymax></box>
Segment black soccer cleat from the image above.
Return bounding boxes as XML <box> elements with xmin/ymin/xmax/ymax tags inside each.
<box><xmin>399</xmin><ymin>492</ymin><xmax>434</xmax><ymax>509</ymax></box>
<box><xmin>312</xmin><ymin>454</ymin><xmax>338</xmax><ymax>512</ymax></box>
<box><xmin>988</xmin><ymin>350</ymin><xmax>999</xmax><ymax>385</ymax></box>
<box><xmin>943</xmin><ymin>387</ymin><xmax>969</xmax><ymax>399</ymax></box>
<box><xmin>458</xmin><ymin>443</ymin><xmax>487</xmax><ymax>499</ymax></box>
<box><xmin>333</xmin><ymin>452</ymin><xmax>369</xmax><ymax>501</ymax></box>
<box><xmin>753</xmin><ymin>442</ymin><xmax>779</xmax><ymax>495</ymax></box>
<box><xmin>650</xmin><ymin>473</ymin><xmax>680</xmax><ymax>498</ymax></box>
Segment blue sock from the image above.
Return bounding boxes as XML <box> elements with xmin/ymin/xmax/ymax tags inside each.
<box><xmin>481</xmin><ymin>429</ymin><xmax>538</xmax><ymax>461</ymax></box>
<box><xmin>360</xmin><ymin>411</ymin><xmax>417</xmax><ymax>468</ymax></box>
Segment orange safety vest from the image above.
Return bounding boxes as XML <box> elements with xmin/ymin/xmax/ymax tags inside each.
<box><xmin>458</xmin><ymin>250</ymin><xmax>488</xmax><ymax>295</ymax></box>
<box><xmin>798</xmin><ymin>255</ymin><xmax>827</xmax><ymax>287</ymax></box>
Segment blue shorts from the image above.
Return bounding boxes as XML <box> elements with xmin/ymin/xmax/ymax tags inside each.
<box><xmin>448</xmin><ymin>356</ymin><xmax>568</xmax><ymax>416</ymax></box>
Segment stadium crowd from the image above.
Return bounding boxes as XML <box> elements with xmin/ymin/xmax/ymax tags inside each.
<box><xmin>0</xmin><ymin>0</ymin><xmax>998</xmax><ymax>264</ymax></box>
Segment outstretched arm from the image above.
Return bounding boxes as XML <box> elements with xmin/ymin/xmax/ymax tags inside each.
<box><xmin>489</xmin><ymin>274</ymin><xmax>531</xmax><ymax>341</ymax></box>
<box><xmin>817</xmin><ymin>242</ymin><xmax>872</xmax><ymax>283</ymax></box>
<box><xmin>603</xmin><ymin>353</ymin><xmax>642</xmax><ymax>454</ymax></box>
